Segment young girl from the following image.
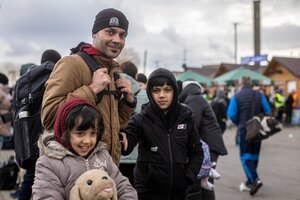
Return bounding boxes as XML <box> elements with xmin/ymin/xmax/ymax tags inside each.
<box><xmin>32</xmin><ymin>98</ymin><xmax>137</xmax><ymax>200</ymax></box>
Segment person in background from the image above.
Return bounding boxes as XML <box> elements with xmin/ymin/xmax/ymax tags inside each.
<box><xmin>41</xmin><ymin>8</ymin><xmax>136</xmax><ymax>166</ymax></box>
<box><xmin>119</xmin><ymin>61</ymin><xmax>149</xmax><ymax>186</ymax></box>
<box><xmin>211</xmin><ymin>90</ymin><xmax>228</xmax><ymax>134</ymax></box>
<box><xmin>0</xmin><ymin>73</ymin><xmax>13</xmax><ymax>150</ymax></box>
<box><xmin>11</xmin><ymin>49</ymin><xmax>61</xmax><ymax>200</ymax></box>
<box><xmin>136</xmin><ymin>73</ymin><xmax>147</xmax><ymax>90</ymax></box>
<box><xmin>122</xmin><ymin>68</ymin><xmax>203</xmax><ymax>200</ymax></box>
<box><xmin>178</xmin><ymin>80</ymin><xmax>228</xmax><ymax>200</ymax></box>
<box><xmin>285</xmin><ymin>91</ymin><xmax>294</xmax><ymax>125</ymax></box>
<box><xmin>227</xmin><ymin>76</ymin><xmax>272</xmax><ymax>196</ymax></box>
<box><xmin>32</xmin><ymin>98</ymin><xmax>137</xmax><ymax>199</ymax></box>
<box><xmin>274</xmin><ymin>86</ymin><xmax>285</xmax><ymax>122</ymax></box>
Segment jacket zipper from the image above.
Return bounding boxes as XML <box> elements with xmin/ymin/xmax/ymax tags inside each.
<box><xmin>85</xmin><ymin>159</ymin><xmax>90</xmax><ymax>171</ymax></box>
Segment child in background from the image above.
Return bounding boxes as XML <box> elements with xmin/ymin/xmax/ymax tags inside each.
<box><xmin>32</xmin><ymin>98</ymin><xmax>137</xmax><ymax>200</ymax></box>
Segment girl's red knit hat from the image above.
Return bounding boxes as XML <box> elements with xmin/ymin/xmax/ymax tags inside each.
<box><xmin>54</xmin><ymin>97</ymin><xmax>99</xmax><ymax>144</ymax></box>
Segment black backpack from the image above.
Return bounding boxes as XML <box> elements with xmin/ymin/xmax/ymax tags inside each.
<box><xmin>13</xmin><ymin>49</ymin><xmax>116</xmax><ymax>171</ymax></box>
<box><xmin>13</xmin><ymin>61</ymin><xmax>56</xmax><ymax>171</ymax></box>
<box><xmin>0</xmin><ymin>155</ymin><xmax>20</xmax><ymax>190</ymax></box>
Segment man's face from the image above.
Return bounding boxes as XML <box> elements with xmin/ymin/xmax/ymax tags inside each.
<box><xmin>93</xmin><ymin>27</ymin><xmax>127</xmax><ymax>58</ymax></box>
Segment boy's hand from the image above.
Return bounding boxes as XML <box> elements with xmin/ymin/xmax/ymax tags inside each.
<box><xmin>120</xmin><ymin>132</ymin><xmax>128</xmax><ymax>151</ymax></box>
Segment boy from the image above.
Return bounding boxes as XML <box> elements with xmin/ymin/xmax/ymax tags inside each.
<box><xmin>122</xmin><ymin>68</ymin><xmax>203</xmax><ymax>200</ymax></box>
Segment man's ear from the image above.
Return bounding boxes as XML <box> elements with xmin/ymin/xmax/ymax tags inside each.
<box><xmin>92</xmin><ymin>33</ymin><xmax>96</xmax><ymax>38</ymax></box>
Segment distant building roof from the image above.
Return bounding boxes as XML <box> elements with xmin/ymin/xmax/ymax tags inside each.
<box><xmin>266</xmin><ymin>56</ymin><xmax>300</xmax><ymax>78</ymax></box>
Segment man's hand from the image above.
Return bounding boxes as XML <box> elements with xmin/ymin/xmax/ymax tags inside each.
<box><xmin>89</xmin><ymin>68</ymin><xmax>111</xmax><ymax>94</ymax></box>
<box><xmin>120</xmin><ymin>132</ymin><xmax>128</xmax><ymax>151</ymax></box>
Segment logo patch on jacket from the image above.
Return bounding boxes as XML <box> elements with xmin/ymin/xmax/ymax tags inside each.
<box><xmin>177</xmin><ymin>124</ymin><xmax>187</xmax><ymax>129</ymax></box>
<box><xmin>150</xmin><ymin>146</ymin><xmax>158</xmax><ymax>152</ymax></box>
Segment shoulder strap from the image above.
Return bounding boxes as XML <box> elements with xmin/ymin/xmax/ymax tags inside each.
<box><xmin>76</xmin><ymin>51</ymin><xmax>121</xmax><ymax>104</ymax></box>
<box><xmin>76</xmin><ymin>51</ymin><xmax>99</xmax><ymax>72</ymax></box>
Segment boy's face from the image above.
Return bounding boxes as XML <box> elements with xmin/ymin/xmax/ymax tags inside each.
<box><xmin>69</xmin><ymin>122</ymin><xmax>98</xmax><ymax>157</ymax></box>
<box><xmin>151</xmin><ymin>83</ymin><xmax>174</xmax><ymax>111</ymax></box>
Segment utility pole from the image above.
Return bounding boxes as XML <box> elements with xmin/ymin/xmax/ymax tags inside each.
<box><xmin>233</xmin><ymin>22</ymin><xmax>239</xmax><ymax>64</ymax></box>
<box><xmin>182</xmin><ymin>49</ymin><xmax>187</xmax><ymax>71</ymax></box>
<box><xmin>143</xmin><ymin>50</ymin><xmax>147</xmax><ymax>74</ymax></box>
<box><xmin>253</xmin><ymin>0</ymin><xmax>261</xmax><ymax>63</ymax></box>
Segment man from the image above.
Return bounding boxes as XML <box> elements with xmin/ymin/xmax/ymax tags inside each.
<box><xmin>227</xmin><ymin>76</ymin><xmax>272</xmax><ymax>196</ymax></box>
<box><xmin>41</xmin><ymin>8</ymin><xmax>136</xmax><ymax>166</ymax></box>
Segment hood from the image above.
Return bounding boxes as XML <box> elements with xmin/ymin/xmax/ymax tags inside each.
<box><xmin>146</xmin><ymin>68</ymin><xmax>178</xmax><ymax>115</ymax></box>
<box><xmin>178</xmin><ymin>81</ymin><xmax>203</xmax><ymax>103</ymax></box>
<box><xmin>182</xmin><ymin>80</ymin><xmax>203</xmax><ymax>93</ymax></box>
<box><xmin>39</xmin><ymin>131</ymin><xmax>107</xmax><ymax>160</ymax></box>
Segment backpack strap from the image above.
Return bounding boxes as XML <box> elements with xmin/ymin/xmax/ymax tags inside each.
<box><xmin>76</xmin><ymin>51</ymin><xmax>121</xmax><ymax>104</ymax></box>
<box><xmin>76</xmin><ymin>51</ymin><xmax>99</xmax><ymax>72</ymax></box>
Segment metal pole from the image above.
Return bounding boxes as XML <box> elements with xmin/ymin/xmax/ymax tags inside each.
<box><xmin>233</xmin><ymin>22</ymin><xmax>238</xmax><ymax>64</ymax></box>
<box><xmin>253</xmin><ymin>0</ymin><xmax>261</xmax><ymax>58</ymax></box>
<box><xmin>143</xmin><ymin>50</ymin><xmax>147</xmax><ymax>74</ymax></box>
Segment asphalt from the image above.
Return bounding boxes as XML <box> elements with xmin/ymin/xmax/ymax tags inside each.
<box><xmin>0</xmin><ymin>125</ymin><xmax>299</xmax><ymax>200</ymax></box>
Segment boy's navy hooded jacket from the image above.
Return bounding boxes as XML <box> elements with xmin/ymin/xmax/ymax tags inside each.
<box><xmin>123</xmin><ymin>68</ymin><xmax>203</xmax><ymax>199</ymax></box>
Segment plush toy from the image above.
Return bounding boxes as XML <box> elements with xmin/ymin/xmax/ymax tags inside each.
<box><xmin>70</xmin><ymin>169</ymin><xmax>117</xmax><ymax>200</ymax></box>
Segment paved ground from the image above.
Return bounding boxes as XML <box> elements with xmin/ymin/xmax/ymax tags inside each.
<box><xmin>0</xmin><ymin>125</ymin><xmax>299</xmax><ymax>200</ymax></box>
<box><xmin>214</xmin><ymin>125</ymin><xmax>300</xmax><ymax>200</ymax></box>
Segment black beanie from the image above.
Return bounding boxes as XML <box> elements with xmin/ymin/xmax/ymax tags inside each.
<box><xmin>92</xmin><ymin>8</ymin><xmax>129</xmax><ymax>34</ymax></box>
<box><xmin>41</xmin><ymin>49</ymin><xmax>61</xmax><ymax>64</ymax></box>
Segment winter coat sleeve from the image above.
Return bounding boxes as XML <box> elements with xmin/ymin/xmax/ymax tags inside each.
<box><xmin>32</xmin><ymin>156</ymin><xmax>66</xmax><ymax>200</ymax></box>
<box><xmin>185</xmin><ymin>120</ymin><xmax>203</xmax><ymax>184</ymax></box>
<box><xmin>105</xmin><ymin>151</ymin><xmax>138</xmax><ymax>200</ymax></box>
<box><xmin>227</xmin><ymin>96</ymin><xmax>238</xmax><ymax>125</ymax></box>
<box><xmin>260</xmin><ymin>93</ymin><xmax>272</xmax><ymax>113</ymax></box>
<box><xmin>186</xmin><ymin>95</ymin><xmax>228</xmax><ymax>157</ymax></box>
<box><xmin>122</xmin><ymin>113</ymin><xmax>142</xmax><ymax>156</ymax></box>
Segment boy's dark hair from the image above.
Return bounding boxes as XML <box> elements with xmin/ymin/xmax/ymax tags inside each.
<box><xmin>61</xmin><ymin>104</ymin><xmax>104</xmax><ymax>151</ymax></box>
<box><xmin>149</xmin><ymin>76</ymin><xmax>172</xmax><ymax>90</ymax></box>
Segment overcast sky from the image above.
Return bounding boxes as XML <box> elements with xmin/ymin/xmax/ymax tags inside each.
<box><xmin>0</xmin><ymin>0</ymin><xmax>300</xmax><ymax>75</ymax></box>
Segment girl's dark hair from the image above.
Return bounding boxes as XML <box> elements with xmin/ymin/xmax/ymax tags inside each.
<box><xmin>149</xmin><ymin>76</ymin><xmax>172</xmax><ymax>89</ymax></box>
<box><xmin>61</xmin><ymin>104</ymin><xmax>104</xmax><ymax>150</ymax></box>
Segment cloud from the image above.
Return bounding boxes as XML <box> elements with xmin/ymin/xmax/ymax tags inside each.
<box><xmin>0</xmin><ymin>0</ymin><xmax>299</xmax><ymax>74</ymax></box>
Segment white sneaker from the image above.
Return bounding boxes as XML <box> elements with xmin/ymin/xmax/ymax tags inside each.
<box><xmin>239</xmin><ymin>182</ymin><xmax>251</xmax><ymax>192</ymax></box>
<box><xmin>209</xmin><ymin>168</ymin><xmax>221</xmax><ymax>180</ymax></box>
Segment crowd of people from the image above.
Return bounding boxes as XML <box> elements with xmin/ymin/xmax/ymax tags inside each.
<box><xmin>0</xmin><ymin>7</ymin><xmax>298</xmax><ymax>200</ymax></box>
